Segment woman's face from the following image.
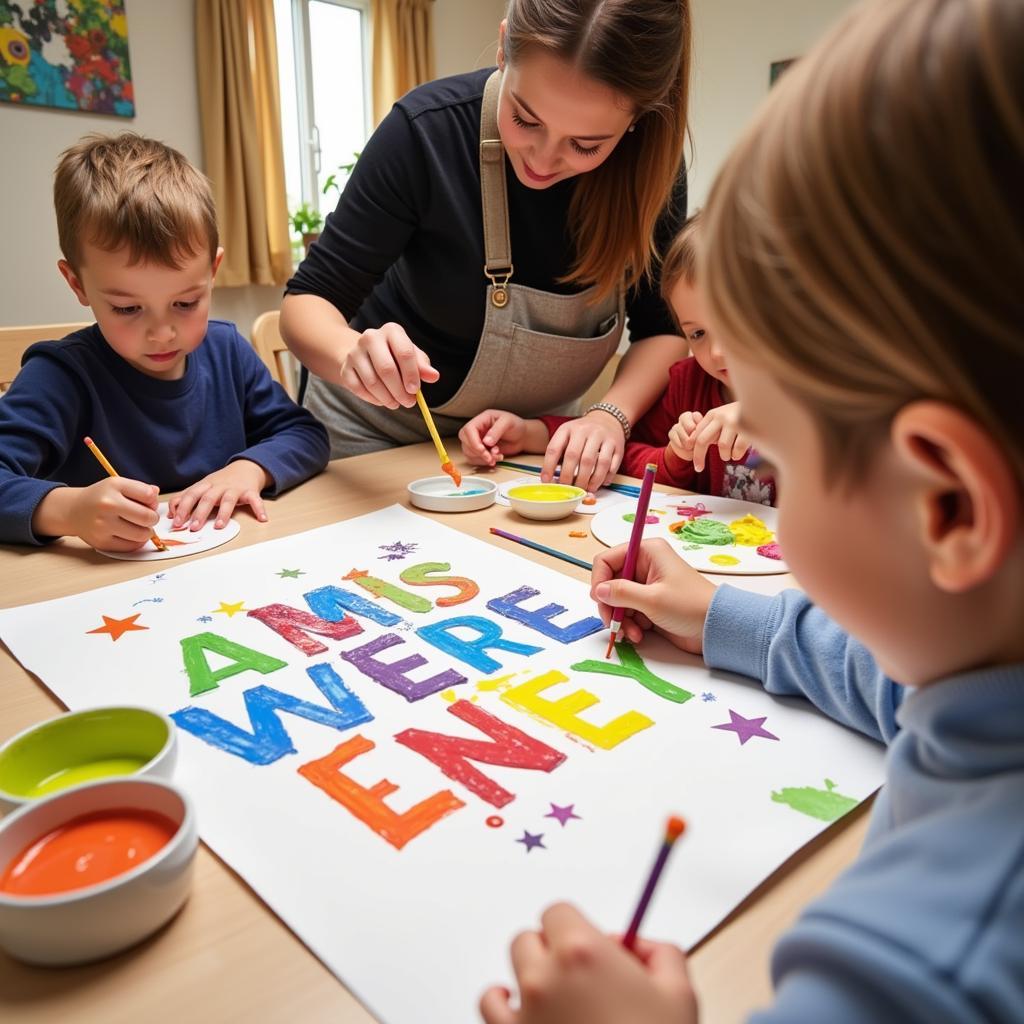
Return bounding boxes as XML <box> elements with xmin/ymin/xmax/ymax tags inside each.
<box><xmin>496</xmin><ymin>31</ymin><xmax>636</xmax><ymax>190</ymax></box>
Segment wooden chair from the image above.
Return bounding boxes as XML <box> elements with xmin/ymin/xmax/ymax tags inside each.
<box><xmin>251</xmin><ymin>310</ymin><xmax>300</xmax><ymax>400</ymax></box>
<box><xmin>0</xmin><ymin>322</ymin><xmax>91</xmax><ymax>394</ymax></box>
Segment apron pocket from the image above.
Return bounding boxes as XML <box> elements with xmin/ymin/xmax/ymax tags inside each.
<box><xmin>502</xmin><ymin>313</ymin><xmax>622</xmax><ymax>417</ymax></box>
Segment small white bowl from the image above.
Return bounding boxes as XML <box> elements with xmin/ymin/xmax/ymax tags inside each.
<box><xmin>0</xmin><ymin>705</ymin><xmax>177</xmax><ymax>815</ymax></box>
<box><xmin>0</xmin><ymin>777</ymin><xmax>197</xmax><ymax>966</ymax></box>
<box><xmin>507</xmin><ymin>483</ymin><xmax>586</xmax><ymax>521</ymax></box>
<box><xmin>408</xmin><ymin>475</ymin><xmax>497</xmax><ymax>512</ymax></box>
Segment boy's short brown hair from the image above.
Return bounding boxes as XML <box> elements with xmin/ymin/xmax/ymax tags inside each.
<box><xmin>661</xmin><ymin>212</ymin><xmax>701</xmax><ymax>300</ymax></box>
<box><xmin>54</xmin><ymin>132</ymin><xmax>218</xmax><ymax>271</ymax></box>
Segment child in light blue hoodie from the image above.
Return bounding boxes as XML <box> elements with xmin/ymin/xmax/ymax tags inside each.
<box><xmin>480</xmin><ymin>1</ymin><xmax>1024</xmax><ymax>1022</ymax></box>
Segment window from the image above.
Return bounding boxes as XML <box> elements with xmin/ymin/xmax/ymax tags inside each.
<box><xmin>275</xmin><ymin>0</ymin><xmax>371</xmax><ymax>219</ymax></box>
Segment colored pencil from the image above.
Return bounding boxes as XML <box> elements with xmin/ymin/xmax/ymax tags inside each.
<box><xmin>83</xmin><ymin>436</ymin><xmax>168</xmax><ymax>552</ymax></box>
<box><xmin>488</xmin><ymin>527</ymin><xmax>593</xmax><ymax>570</ymax></box>
<box><xmin>415</xmin><ymin>390</ymin><xmax>461</xmax><ymax>487</ymax></box>
<box><xmin>622</xmin><ymin>815</ymin><xmax>687</xmax><ymax>952</ymax></box>
<box><xmin>605</xmin><ymin>462</ymin><xmax>657</xmax><ymax>657</ymax></box>
<box><xmin>496</xmin><ymin>460</ymin><xmax>642</xmax><ymax>497</ymax></box>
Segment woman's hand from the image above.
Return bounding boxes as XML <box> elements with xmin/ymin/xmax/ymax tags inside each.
<box><xmin>667</xmin><ymin>404</ymin><xmax>749</xmax><ymax>472</ymax></box>
<box><xmin>591</xmin><ymin>539</ymin><xmax>717</xmax><ymax>655</ymax></box>
<box><xmin>541</xmin><ymin>411</ymin><xmax>625</xmax><ymax>493</ymax></box>
<box><xmin>339</xmin><ymin>322</ymin><xmax>440</xmax><ymax>409</ymax></box>
<box><xmin>479</xmin><ymin>903</ymin><xmax>697</xmax><ymax>1024</ymax></box>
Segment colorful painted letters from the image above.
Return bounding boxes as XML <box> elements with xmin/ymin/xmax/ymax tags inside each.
<box><xmin>341</xmin><ymin>633</ymin><xmax>467</xmax><ymax>702</ymax></box>
<box><xmin>487</xmin><ymin>586</ymin><xmax>603</xmax><ymax>644</ymax></box>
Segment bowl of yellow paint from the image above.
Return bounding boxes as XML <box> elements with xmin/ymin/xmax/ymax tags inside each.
<box><xmin>507</xmin><ymin>483</ymin><xmax>586</xmax><ymax>521</ymax></box>
<box><xmin>0</xmin><ymin>776</ymin><xmax>197</xmax><ymax>965</ymax></box>
<box><xmin>0</xmin><ymin>706</ymin><xmax>177</xmax><ymax>814</ymax></box>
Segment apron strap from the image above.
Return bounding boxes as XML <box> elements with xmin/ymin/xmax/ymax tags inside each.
<box><xmin>480</xmin><ymin>69</ymin><xmax>513</xmax><ymax>307</ymax></box>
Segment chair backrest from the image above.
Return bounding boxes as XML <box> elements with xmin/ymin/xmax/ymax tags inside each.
<box><xmin>0</xmin><ymin>322</ymin><xmax>92</xmax><ymax>394</ymax></box>
<box><xmin>251</xmin><ymin>310</ymin><xmax>298</xmax><ymax>400</ymax></box>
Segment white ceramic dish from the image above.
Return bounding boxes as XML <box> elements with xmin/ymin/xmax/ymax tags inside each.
<box><xmin>0</xmin><ymin>777</ymin><xmax>197</xmax><ymax>966</ymax></box>
<box><xmin>0</xmin><ymin>706</ymin><xmax>177</xmax><ymax>814</ymax></box>
<box><xmin>507</xmin><ymin>483</ymin><xmax>586</xmax><ymax>521</ymax></box>
<box><xmin>407</xmin><ymin>476</ymin><xmax>497</xmax><ymax>512</ymax></box>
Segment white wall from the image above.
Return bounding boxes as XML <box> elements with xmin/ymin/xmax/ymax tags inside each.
<box><xmin>0</xmin><ymin>0</ymin><xmax>202</xmax><ymax>328</ymax></box>
<box><xmin>0</xmin><ymin>0</ymin><xmax>505</xmax><ymax>333</ymax></box>
<box><xmin>686</xmin><ymin>0</ymin><xmax>857</xmax><ymax>207</ymax></box>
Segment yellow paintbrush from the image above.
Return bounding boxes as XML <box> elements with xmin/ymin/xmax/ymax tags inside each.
<box><xmin>415</xmin><ymin>391</ymin><xmax>461</xmax><ymax>488</ymax></box>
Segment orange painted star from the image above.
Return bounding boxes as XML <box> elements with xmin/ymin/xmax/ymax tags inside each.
<box><xmin>87</xmin><ymin>613</ymin><xmax>149</xmax><ymax>642</ymax></box>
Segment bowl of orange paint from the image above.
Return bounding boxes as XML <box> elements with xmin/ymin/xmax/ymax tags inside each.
<box><xmin>0</xmin><ymin>777</ymin><xmax>197</xmax><ymax>965</ymax></box>
<box><xmin>507</xmin><ymin>483</ymin><xmax>586</xmax><ymax>521</ymax></box>
<box><xmin>0</xmin><ymin>706</ymin><xmax>177</xmax><ymax>814</ymax></box>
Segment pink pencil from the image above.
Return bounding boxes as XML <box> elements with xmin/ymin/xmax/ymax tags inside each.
<box><xmin>605</xmin><ymin>462</ymin><xmax>657</xmax><ymax>657</ymax></box>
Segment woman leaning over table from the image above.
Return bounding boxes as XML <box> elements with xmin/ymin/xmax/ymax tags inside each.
<box><xmin>281</xmin><ymin>0</ymin><xmax>691</xmax><ymax>493</ymax></box>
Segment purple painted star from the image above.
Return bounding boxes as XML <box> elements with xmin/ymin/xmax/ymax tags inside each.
<box><xmin>713</xmin><ymin>709</ymin><xmax>780</xmax><ymax>745</ymax></box>
<box><xmin>544</xmin><ymin>803</ymin><xmax>581</xmax><ymax>827</ymax></box>
<box><xmin>516</xmin><ymin>830</ymin><xmax>546</xmax><ymax>853</ymax></box>
<box><xmin>378</xmin><ymin>541</ymin><xmax>418</xmax><ymax>561</ymax></box>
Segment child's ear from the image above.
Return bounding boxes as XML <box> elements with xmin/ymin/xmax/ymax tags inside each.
<box><xmin>211</xmin><ymin>247</ymin><xmax>225</xmax><ymax>281</ymax></box>
<box><xmin>891</xmin><ymin>401</ymin><xmax>1020</xmax><ymax>593</ymax></box>
<box><xmin>57</xmin><ymin>259</ymin><xmax>90</xmax><ymax>307</ymax></box>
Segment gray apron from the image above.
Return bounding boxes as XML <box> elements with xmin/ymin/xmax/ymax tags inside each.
<box><xmin>305</xmin><ymin>69</ymin><xmax>625</xmax><ymax>458</ymax></box>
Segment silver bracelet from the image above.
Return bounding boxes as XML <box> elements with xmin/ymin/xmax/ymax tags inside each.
<box><xmin>584</xmin><ymin>401</ymin><xmax>631</xmax><ymax>441</ymax></box>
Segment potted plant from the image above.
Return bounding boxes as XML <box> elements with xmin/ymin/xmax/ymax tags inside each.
<box><xmin>322</xmin><ymin>151</ymin><xmax>361</xmax><ymax>199</ymax></box>
<box><xmin>289</xmin><ymin>202</ymin><xmax>324</xmax><ymax>255</ymax></box>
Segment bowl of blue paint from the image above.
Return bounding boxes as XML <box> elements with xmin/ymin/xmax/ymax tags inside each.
<box><xmin>0</xmin><ymin>706</ymin><xmax>177</xmax><ymax>815</ymax></box>
<box><xmin>407</xmin><ymin>476</ymin><xmax>497</xmax><ymax>512</ymax></box>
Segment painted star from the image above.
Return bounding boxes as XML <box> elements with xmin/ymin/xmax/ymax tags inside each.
<box><xmin>516</xmin><ymin>830</ymin><xmax>546</xmax><ymax>853</ymax></box>
<box><xmin>713</xmin><ymin>709</ymin><xmax>780</xmax><ymax>745</ymax></box>
<box><xmin>196</xmin><ymin>615</ymin><xmax>214</xmax><ymax>623</ymax></box>
<box><xmin>701</xmin><ymin>691</ymin><xmax>717</xmax><ymax>702</ymax></box>
<box><xmin>378</xmin><ymin>541</ymin><xmax>418</xmax><ymax>561</ymax></box>
<box><xmin>276</xmin><ymin>568</ymin><xmax>305</xmax><ymax>579</ymax></box>
<box><xmin>87</xmin><ymin>614</ymin><xmax>149</xmax><ymax>642</ymax></box>
<box><xmin>544</xmin><ymin>803</ymin><xmax>581</xmax><ymax>827</ymax></box>
<box><xmin>212</xmin><ymin>601</ymin><xmax>247</xmax><ymax>618</ymax></box>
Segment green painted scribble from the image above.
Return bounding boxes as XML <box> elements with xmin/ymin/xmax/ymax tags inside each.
<box><xmin>771</xmin><ymin>778</ymin><xmax>858</xmax><ymax>822</ymax></box>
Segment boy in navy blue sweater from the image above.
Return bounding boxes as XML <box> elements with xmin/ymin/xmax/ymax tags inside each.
<box><xmin>0</xmin><ymin>133</ymin><xmax>329</xmax><ymax>550</ymax></box>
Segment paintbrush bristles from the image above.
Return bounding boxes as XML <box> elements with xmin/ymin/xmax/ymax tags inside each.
<box><xmin>604</xmin><ymin>632</ymin><xmax>617</xmax><ymax>659</ymax></box>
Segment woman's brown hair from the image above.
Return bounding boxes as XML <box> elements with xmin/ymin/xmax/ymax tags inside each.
<box><xmin>702</xmin><ymin>0</ymin><xmax>1024</xmax><ymax>485</ymax></box>
<box><xmin>504</xmin><ymin>0</ymin><xmax>691</xmax><ymax>303</ymax></box>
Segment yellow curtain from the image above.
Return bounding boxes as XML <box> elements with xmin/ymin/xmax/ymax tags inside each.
<box><xmin>372</xmin><ymin>0</ymin><xmax>436</xmax><ymax>126</ymax></box>
<box><xmin>195</xmin><ymin>0</ymin><xmax>292</xmax><ymax>287</ymax></box>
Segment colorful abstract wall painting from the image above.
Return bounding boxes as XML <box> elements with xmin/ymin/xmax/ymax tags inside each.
<box><xmin>0</xmin><ymin>1</ymin><xmax>134</xmax><ymax>116</ymax></box>
<box><xmin>590</xmin><ymin>494</ymin><xmax>790</xmax><ymax>575</ymax></box>
<box><xmin>0</xmin><ymin>506</ymin><xmax>883</xmax><ymax>1023</ymax></box>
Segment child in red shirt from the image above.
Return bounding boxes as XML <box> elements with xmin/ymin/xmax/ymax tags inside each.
<box><xmin>459</xmin><ymin>214</ymin><xmax>774</xmax><ymax>504</ymax></box>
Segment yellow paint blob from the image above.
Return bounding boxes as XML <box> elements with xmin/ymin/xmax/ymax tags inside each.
<box><xmin>475</xmin><ymin>672</ymin><xmax>519</xmax><ymax>692</ymax></box>
<box><xmin>440</xmin><ymin>689</ymin><xmax>457</xmax><ymax>703</ymax></box>
<box><xmin>709</xmin><ymin>554</ymin><xmax>741</xmax><ymax>566</ymax></box>
<box><xmin>507</xmin><ymin>484</ymin><xmax>584</xmax><ymax>502</ymax></box>
<box><xmin>729</xmin><ymin>514</ymin><xmax>774</xmax><ymax>546</ymax></box>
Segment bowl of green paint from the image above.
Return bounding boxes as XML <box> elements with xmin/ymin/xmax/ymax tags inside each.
<box><xmin>0</xmin><ymin>707</ymin><xmax>177</xmax><ymax>815</ymax></box>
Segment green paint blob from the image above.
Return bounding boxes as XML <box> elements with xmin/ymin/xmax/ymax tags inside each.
<box><xmin>573</xmin><ymin>642</ymin><xmax>693</xmax><ymax>704</ymax></box>
<box><xmin>676</xmin><ymin>519</ymin><xmax>734</xmax><ymax>546</ymax></box>
<box><xmin>28</xmin><ymin>758</ymin><xmax>149</xmax><ymax>797</ymax></box>
<box><xmin>771</xmin><ymin>779</ymin><xmax>858</xmax><ymax>821</ymax></box>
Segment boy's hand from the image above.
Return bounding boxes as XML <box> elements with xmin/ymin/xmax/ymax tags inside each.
<box><xmin>459</xmin><ymin>410</ymin><xmax>549</xmax><ymax>466</ymax></box>
<box><xmin>168</xmin><ymin>460</ymin><xmax>271</xmax><ymax>531</ymax></box>
<box><xmin>542</xmin><ymin>414</ymin><xmax>624</xmax><ymax>494</ymax></box>
<box><xmin>668</xmin><ymin>404</ymin><xmax>749</xmax><ymax>472</ymax></box>
<box><xmin>592</xmin><ymin>539</ymin><xmax>716</xmax><ymax>655</ymax></box>
<box><xmin>33</xmin><ymin>477</ymin><xmax>160</xmax><ymax>552</ymax></box>
<box><xmin>480</xmin><ymin>903</ymin><xmax>697</xmax><ymax>1024</ymax></box>
<box><xmin>340</xmin><ymin>322</ymin><xmax>440</xmax><ymax>409</ymax></box>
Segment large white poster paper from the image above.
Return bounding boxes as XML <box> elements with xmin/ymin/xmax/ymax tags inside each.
<box><xmin>0</xmin><ymin>506</ymin><xmax>884</xmax><ymax>1023</ymax></box>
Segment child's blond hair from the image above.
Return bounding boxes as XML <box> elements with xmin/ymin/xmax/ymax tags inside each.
<box><xmin>54</xmin><ymin>132</ymin><xmax>218</xmax><ymax>271</ymax></box>
<box><xmin>702</xmin><ymin>0</ymin><xmax>1024</xmax><ymax>485</ymax></box>
<box><xmin>661</xmin><ymin>212</ymin><xmax>701</xmax><ymax>297</ymax></box>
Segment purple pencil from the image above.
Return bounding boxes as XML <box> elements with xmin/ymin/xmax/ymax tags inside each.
<box><xmin>622</xmin><ymin>815</ymin><xmax>687</xmax><ymax>952</ymax></box>
<box><xmin>605</xmin><ymin>462</ymin><xmax>658</xmax><ymax>657</ymax></box>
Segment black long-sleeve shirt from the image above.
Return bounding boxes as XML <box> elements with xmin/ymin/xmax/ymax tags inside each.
<box><xmin>287</xmin><ymin>68</ymin><xmax>686</xmax><ymax>406</ymax></box>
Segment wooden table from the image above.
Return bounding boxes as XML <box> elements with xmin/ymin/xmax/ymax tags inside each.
<box><xmin>0</xmin><ymin>444</ymin><xmax>869</xmax><ymax>1023</ymax></box>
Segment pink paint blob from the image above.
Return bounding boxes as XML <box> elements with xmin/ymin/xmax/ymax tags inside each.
<box><xmin>486</xmin><ymin>815</ymin><xmax>504</xmax><ymax>828</ymax></box>
<box><xmin>676</xmin><ymin>503</ymin><xmax>712</xmax><ymax>519</ymax></box>
<box><xmin>757</xmin><ymin>542</ymin><xmax>783</xmax><ymax>560</ymax></box>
